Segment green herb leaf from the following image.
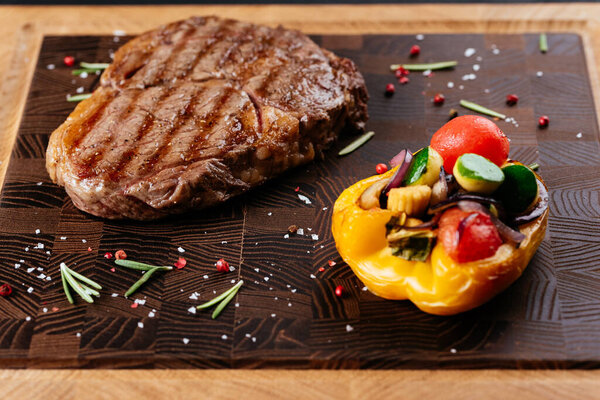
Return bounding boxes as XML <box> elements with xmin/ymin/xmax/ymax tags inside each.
<box><xmin>80</xmin><ymin>62</ymin><xmax>110</xmax><ymax>69</ymax></box>
<box><xmin>197</xmin><ymin>280</ymin><xmax>244</xmax><ymax>310</ymax></box>
<box><xmin>60</xmin><ymin>264</ymin><xmax>94</xmax><ymax>303</ymax></box>
<box><xmin>71</xmin><ymin>68</ymin><xmax>100</xmax><ymax>76</ymax></box>
<box><xmin>60</xmin><ymin>265</ymin><xmax>74</xmax><ymax>305</ymax></box>
<box><xmin>67</xmin><ymin>93</ymin><xmax>92</xmax><ymax>102</ymax></box>
<box><xmin>124</xmin><ymin>267</ymin><xmax>161</xmax><ymax>298</ymax></box>
<box><xmin>539</xmin><ymin>33</ymin><xmax>548</xmax><ymax>53</ymax></box>
<box><xmin>338</xmin><ymin>131</ymin><xmax>375</xmax><ymax>156</ymax></box>
<box><xmin>528</xmin><ymin>163</ymin><xmax>540</xmax><ymax>171</ymax></box>
<box><xmin>211</xmin><ymin>281</ymin><xmax>244</xmax><ymax>319</ymax></box>
<box><xmin>115</xmin><ymin>259</ymin><xmax>173</xmax><ymax>271</ymax></box>
<box><xmin>65</xmin><ymin>267</ymin><xmax>102</xmax><ymax>290</ymax></box>
<box><xmin>390</xmin><ymin>61</ymin><xmax>457</xmax><ymax>72</ymax></box>
<box><xmin>459</xmin><ymin>100</ymin><xmax>506</xmax><ymax>120</ymax></box>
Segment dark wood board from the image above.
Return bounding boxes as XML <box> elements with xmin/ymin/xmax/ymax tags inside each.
<box><xmin>1</xmin><ymin>33</ymin><xmax>599</xmax><ymax>369</ymax></box>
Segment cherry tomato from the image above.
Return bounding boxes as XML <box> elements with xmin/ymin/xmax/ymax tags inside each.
<box><xmin>438</xmin><ymin>208</ymin><xmax>502</xmax><ymax>263</ymax></box>
<box><xmin>430</xmin><ymin>115</ymin><xmax>510</xmax><ymax>173</ymax></box>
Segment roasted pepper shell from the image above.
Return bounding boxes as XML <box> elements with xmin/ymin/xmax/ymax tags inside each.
<box><xmin>331</xmin><ymin>166</ymin><xmax>549</xmax><ymax>315</ymax></box>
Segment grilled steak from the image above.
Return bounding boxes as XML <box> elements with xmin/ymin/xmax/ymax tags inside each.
<box><xmin>46</xmin><ymin>16</ymin><xmax>369</xmax><ymax>220</ymax></box>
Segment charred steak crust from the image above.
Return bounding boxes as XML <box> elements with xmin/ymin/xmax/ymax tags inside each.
<box><xmin>46</xmin><ymin>16</ymin><xmax>369</xmax><ymax>220</ymax></box>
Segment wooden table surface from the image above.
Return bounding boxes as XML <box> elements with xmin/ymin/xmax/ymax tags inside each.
<box><xmin>1</xmin><ymin>4</ymin><xmax>600</xmax><ymax>399</ymax></box>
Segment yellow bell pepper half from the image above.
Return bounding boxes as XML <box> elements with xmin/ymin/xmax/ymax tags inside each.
<box><xmin>331</xmin><ymin>167</ymin><xmax>549</xmax><ymax>316</ymax></box>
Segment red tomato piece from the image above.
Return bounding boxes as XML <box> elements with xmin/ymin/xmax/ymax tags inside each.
<box><xmin>430</xmin><ymin>115</ymin><xmax>510</xmax><ymax>173</ymax></box>
<box><xmin>438</xmin><ymin>208</ymin><xmax>503</xmax><ymax>263</ymax></box>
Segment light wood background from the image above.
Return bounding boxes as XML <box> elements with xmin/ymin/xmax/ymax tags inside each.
<box><xmin>1</xmin><ymin>4</ymin><xmax>600</xmax><ymax>399</ymax></box>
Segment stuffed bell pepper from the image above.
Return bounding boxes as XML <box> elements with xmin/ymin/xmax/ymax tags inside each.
<box><xmin>332</xmin><ymin>115</ymin><xmax>549</xmax><ymax>315</ymax></box>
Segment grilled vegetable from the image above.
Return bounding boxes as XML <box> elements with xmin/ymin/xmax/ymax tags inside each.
<box><xmin>495</xmin><ymin>164</ymin><xmax>539</xmax><ymax>213</ymax></box>
<box><xmin>403</xmin><ymin>146</ymin><xmax>444</xmax><ymax>187</ymax></box>
<box><xmin>453</xmin><ymin>153</ymin><xmax>504</xmax><ymax>194</ymax></box>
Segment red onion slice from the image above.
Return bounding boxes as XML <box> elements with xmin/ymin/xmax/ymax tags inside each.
<box><xmin>390</xmin><ymin>148</ymin><xmax>413</xmax><ymax>168</ymax></box>
<box><xmin>512</xmin><ymin>179</ymin><xmax>549</xmax><ymax>225</ymax></box>
<box><xmin>430</xmin><ymin>168</ymin><xmax>448</xmax><ymax>206</ymax></box>
<box><xmin>458</xmin><ymin>200</ymin><xmax>526</xmax><ymax>244</ymax></box>
<box><xmin>428</xmin><ymin>193</ymin><xmax>503</xmax><ymax>216</ymax></box>
<box><xmin>380</xmin><ymin>149</ymin><xmax>413</xmax><ymax>209</ymax></box>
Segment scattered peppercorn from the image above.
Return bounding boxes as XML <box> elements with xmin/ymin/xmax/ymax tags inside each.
<box><xmin>328</xmin><ymin>260</ymin><xmax>337</xmax><ymax>267</ymax></box>
<box><xmin>395</xmin><ymin>67</ymin><xmax>409</xmax><ymax>78</ymax></box>
<box><xmin>375</xmin><ymin>163</ymin><xmax>388</xmax><ymax>174</ymax></box>
<box><xmin>385</xmin><ymin>83</ymin><xmax>395</xmax><ymax>96</ymax></box>
<box><xmin>318</xmin><ymin>267</ymin><xmax>325</xmax><ymax>272</ymax></box>
<box><xmin>506</xmin><ymin>94</ymin><xmax>519</xmax><ymax>106</ymax></box>
<box><xmin>433</xmin><ymin>93</ymin><xmax>445</xmax><ymax>106</ymax></box>
<box><xmin>409</xmin><ymin>45</ymin><xmax>421</xmax><ymax>56</ymax></box>
<box><xmin>0</xmin><ymin>283</ymin><xmax>12</xmax><ymax>297</ymax></box>
<box><xmin>87</xmin><ymin>247</ymin><xmax>92</xmax><ymax>252</ymax></box>
<box><xmin>63</xmin><ymin>56</ymin><xmax>75</xmax><ymax>67</ymax></box>
<box><xmin>448</xmin><ymin>108</ymin><xmax>459</xmax><ymax>120</ymax></box>
<box><xmin>538</xmin><ymin>115</ymin><xmax>549</xmax><ymax>128</ymax></box>
<box><xmin>294</xmin><ymin>186</ymin><xmax>300</xmax><ymax>192</ymax></box>
<box><xmin>216</xmin><ymin>258</ymin><xmax>229</xmax><ymax>273</ymax></box>
<box><xmin>104</xmin><ymin>252</ymin><xmax>113</xmax><ymax>259</ymax></box>
<box><xmin>287</xmin><ymin>225</ymin><xmax>298</xmax><ymax>234</ymax></box>
<box><xmin>174</xmin><ymin>257</ymin><xmax>187</xmax><ymax>269</ymax></box>
<box><xmin>398</xmin><ymin>76</ymin><xmax>409</xmax><ymax>85</ymax></box>
<box><xmin>115</xmin><ymin>249</ymin><xmax>127</xmax><ymax>260</ymax></box>
<box><xmin>335</xmin><ymin>285</ymin><xmax>344</xmax><ymax>297</ymax></box>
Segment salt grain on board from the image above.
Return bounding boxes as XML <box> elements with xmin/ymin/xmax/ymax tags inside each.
<box><xmin>182</xmin><ymin>338</ymin><xmax>190</xmax><ymax>344</ymax></box>
<box><xmin>138</xmin><ymin>322</ymin><xmax>144</xmax><ymax>329</ymax></box>
<box><xmin>187</xmin><ymin>306</ymin><xmax>197</xmax><ymax>314</ymax></box>
<box><xmin>346</xmin><ymin>324</ymin><xmax>354</xmax><ymax>332</ymax></box>
<box><xmin>177</xmin><ymin>247</ymin><xmax>185</xmax><ymax>253</ymax></box>
<box><xmin>46</xmin><ymin>64</ymin><xmax>55</xmax><ymax>70</ymax></box>
<box><xmin>298</xmin><ymin>194</ymin><xmax>312</xmax><ymax>204</ymax></box>
<box><xmin>416</xmin><ymin>34</ymin><xmax>424</xmax><ymax>40</ymax></box>
<box><xmin>577</xmin><ymin>132</ymin><xmax>583</xmax><ymax>138</ymax></box>
<box><xmin>464</xmin><ymin>48</ymin><xmax>476</xmax><ymax>57</ymax></box>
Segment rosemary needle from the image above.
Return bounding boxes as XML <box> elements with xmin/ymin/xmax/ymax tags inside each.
<box><xmin>197</xmin><ymin>280</ymin><xmax>244</xmax><ymax>310</ymax></box>
<box><xmin>61</xmin><ymin>266</ymin><xmax>94</xmax><ymax>303</ymax></box>
<box><xmin>79</xmin><ymin>283</ymin><xmax>100</xmax><ymax>298</ymax></box>
<box><xmin>60</xmin><ymin>265</ymin><xmax>74</xmax><ymax>305</ymax></box>
<box><xmin>124</xmin><ymin>267</ymin><xmax>160</xmax><ymax>298</ymax></box>
<box><xmin>528</xmin><ymin>163</ymin><xmax>540</xmax><ymax>171</ymax></box>
<box><xmin>67</xmin><ymin>93</ymin><xmax>92</xmax><ymax>102</ymax></box>
<box><xmin>212</xmin><ymin>281</ymin><xmax>243</xmax><ymax>319</ymax></box>
<box><xmin>390</xmin><ymin>61</ymin><xmax>457</xmax><ymax>72</ymax></box>
<box><xmin>338</xmin><ymin>131</ymin><xmax>375</xmax><ymax>156</ymax></box>
<box><xmin>459</xmin><ymin>100</ymin><xmax>506</xmax><ymax>120</ymax></box>
<box><xmin>539</xmin><ymin>33</ymin><xmax>548</xmax><ymax>53</ymax></box>
<box><xmin>79</xmin><ymin>62</ymin><xmax>110</xmax><ymax>69</ymax></box>
<box><xmin>65</xmin><ymin>267</ymin><xmax>102</xmax><ymax>290</ymax></box>
<box><xmin>115</xmin><ymin>259</ymin><xmax>173</xmax><ymax>271</ymax></box>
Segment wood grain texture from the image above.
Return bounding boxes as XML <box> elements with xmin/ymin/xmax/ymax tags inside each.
<box><xmin>1</xmin><ymin>31</ymin><xmax>599</xmax><ymax>369</ymax></box>
<box><xmin>1</xmin><ymin>4</ymin><xmax>600</xmax><ymax>399</ymax></box>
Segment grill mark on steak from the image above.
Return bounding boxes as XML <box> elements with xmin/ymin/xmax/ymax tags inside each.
<box><xmin>147</xmin><ymin>25</ymin><xmax>199</xmax><ymax>86</ymax></box>
<box><xmin>245</xmin><ymin>90</ymin><xmax>263</xmax><ymax>135</ymax></box>
<box><xmin>75</xmin><ymin>89</ymin><xmax>146</xmax><ymax>179</ymax></box>
<box><xmin>179</xmin><ymin>85</ymin><xmax>236</xmax><ymax>163</ymax></box>
<box><xmin>70</xmin><ymin>91</ymin><xmax>116</xmax><ymax>150</ymax></box>
<box><xmin>107</xmin><ymin>89</ymin><xmax>172</xmax><ymax>181</ymax></box>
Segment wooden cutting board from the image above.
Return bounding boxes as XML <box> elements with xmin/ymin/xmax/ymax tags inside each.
<box><xmin>1</xmin><ymin>31</ymin><xmax>599</xmax><ymax>369</ymax></box>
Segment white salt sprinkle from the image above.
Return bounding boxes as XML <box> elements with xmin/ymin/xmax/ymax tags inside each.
<box><xmin>251</xmin><ymin>337</ymin><xmax>257</xmax><ymax>343</ymax></box>
<box><xmin>42</xmin><ymin>308</ymin><xmax>48</xmax><ymax>313</ymax></box>
<box><xmin>113</xmin><ymin>29</ymin><xmax>126</xmax><ymax>36</ymax></box>
<box><xmin>346</xmin><ymin>324</ymin><xmax>354</xmax><ymax>332</ymax></box>
<box><xmin>492</xmin><ymin>48</ymin><xmax>500</xmax><ymax>55</ymax></box>
<box><xmin>148</xmin><ymin>311</ymin><xmax>156</xmax><ymax>318</ymax></box>
<box><xmin>60</xmin><ymin>236</ymin><xmax>67</xmax><ymax>240</ymax></box>
<box><xmin>182</xmin><ymin>338</ymin><xmax>190</xmax><ymax>344</ymax></box>
<box><xmin>283</xmin><ymin>234</ymin><xmax>290</xmax><ymax>239</ymax></box>
<box><xmin>137</xmin><ymin>322</ymin><xmax>144</xmax><ymax>329</ymax></box>
<box><xmin>76</xmin><ymin>332</ymin><xmax>81</xmax><ymax>337</ymax></box>
<box><xmin>297</xmin><ymin>228</ymin><xmax>304</xmax><ymax>235</ymax></box>
<box><xmin>271</xmin><ymin>313</ymin><xmax>276</xmax><ymax>318</ymax></box>
<box><xmin>263</xmin><ymin>276</ymin><xmax>269</xmax><ymax>282</ymax></box>
<box><xmin>46</xmin><ymin>64</ymin><xmax>55</xmax><ymax>70</ymax></box>
<box><xmin>111</xmin><ymin>293</ymin><xmax>119</xmax><ymax>297</ymax></box>
<box><xmin>450</xmin><ymin>348</ymin><xmax>457</xmax><ymax>354</ymax></box>
<box><xmin>464</xmin><ymin>48</ymin><xmax>476</xmax><ymax>57</ymax></box>
<box><xmin>177</xmin><ymin>247</ymin><xmax>185</xmax><ymax>253</ymax></box>
<box><xmin>311</xmin><ymin>234</ymin><xmax>319</xmax><ymax>241</ymax></box>
<box><xmin>27</xmin><ymin>287</ymin><xmax>34</xmax><ymax>293</ymax></box>
<box><xmin>267</xmin><ymin>212</ymin><xmax>272</xmax><ymax>216</ymax></box>
<box><xmin>187</xmin><ymin>306</ymin><xmax>197</xmax><ymax>314</ymax></box>
<box><xmin>537</xmin><ymin>71</ymin><xmax>544</xmax><ymax>77</ymax></box>
<box><xmin>221</xmin><ymin>334</ymin><xmax>228</xmax><ymax>340</ymax></box>
<box><xmin>80</xmin><ymin>72</ymin><xmax>88</xmax><ymax>78</ymax></box>
<box><xmin>189</xmin><ymin>292</ymin><xmax>199</xmax><ymax>300</ymax></box>
<box><xmin>14</xmin><ymin>263</ymin><xmax>21</xmax><ymax>269</ymax></box>
<box><xmin>416</xmin><ymin>34</ymin><xmax>424</xmax><ymax>41</ymax></box>
<box><xmin>473</xmin><ymin>64</ymin><xmax>480</xmax><ymax>71</ymax></box>
<box><xmin>25</xmin><ymin>316</ymin><xmax>32</xmax><ymax>321</ymax></box>
<box><xmin>203</xmin><ymin>275</ymin><xmax>209</xmax><ymax>279</ymax></box>
<box><xmin>447</xmin><ymin>81</ymin><xmax>454</xmax><ymax>88</ymax></box>
<box><xmin>298</xmin><ymin>194</ymin><xmax>312</xmax><ymax>204</ymax></box>
<box><xmin>27</xmin><ymin>267</ymin><xmax>35</xmax><ymax>273</ymax></box>
<box><xmin>81</xmin><ymin>239</ymin><xmax>87</xmax><ymax>243</ymax></box>
<box><xmin>576</xmin><ymin>132</ymin><xmax>583</xmax><ymax>138</ymax></box>
<box><xmin>76</xmin><ymin>86</ymin><xmax>84</xmax><ymax>94</ymax></box>
<box><xmin>35</xmin><ymin>229</ymin><xmax>40</xmax><ymax>234</ymax></box>
<box><xmin>310</xmin><ymin>274</ymin><xmax>316</xmax><ymax>279</ymax></box>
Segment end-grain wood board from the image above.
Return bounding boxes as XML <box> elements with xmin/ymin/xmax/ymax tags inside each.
<box><xmin>1</xmin><ymin>32</ymin><xmax>599</xmax><ymax>369</ymax></box>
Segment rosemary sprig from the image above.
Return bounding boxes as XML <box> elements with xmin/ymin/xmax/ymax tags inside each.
<box><xmin>67</xmin><ymin>93</ymin><xmax>92</xmax><ymax>102</ymax></box>
<box><xmin>115</xmin><ymin>259</ymin><xmax>173</xmax><ymax>271</ymax></box>
<box><xmin>80</xmin><ymin>62</ymin><xmax>110</xmax><ymax>69</ymax></box>
<box><xmin>197</xmin><ymin>280</ymin><xmax>244</xmax><ymax>310</ymax></box>
<box><xmin>211</xmin><ymin>282</ymin><xmax>243</xmax><ymax>319</ymax></box>
<box><xmin>459</xmin><ymin>100</ymin><xmax>507</xmax><ymax>120</ymax></box>
<box><xmin>390</xmin><ymin>61</ymin><xmax>457</xmax><ymax>72</ymax></box>
<box><xmin>124</xmin><ymin>267</ymin><xmax>161</xmax><ymax>298</ymax></box>
<box><xmin>338</xmin><ymin>131</ymin><xmax>375</xmax><ymax>156</ymax></box>
<box><xmin>66</xmin><ymin>268</ymin><xmax>102</xmax><ymax>290</ymax></box>
<box><xmin>528</xmin><ymin>163</ymin><xmax>540</xmax><ymax>171</ymax></box>
<box><xmin>60</xmin><ymin>263</ymin><xmax>96</xmax><ymax>304</ymax></box>
<box><xmin>539</xmin><ymin>33</ymin><xmax>548</xmax><ymax>53</ymax></box>
<box><xmin>61</xmin><ymin>265</ymin><xmax>74</xmax><ymax>305</ymax></box>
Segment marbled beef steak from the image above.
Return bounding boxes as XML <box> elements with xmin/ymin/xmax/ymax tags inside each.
<box><xmin>46</xmin><ymin>16</ymin><xmax>369</xmax><ymax>220</ymax></box>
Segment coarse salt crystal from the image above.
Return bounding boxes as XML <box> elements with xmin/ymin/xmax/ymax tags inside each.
<box><xmin>576</xmin><ymin>132</ymin><xmax>583</xmax><ymax>138</ymax></box>
<box><xmin>221</xmin><ymin>334</ymin><xmax>228</xmax><ymax>340</ymax></box>
<box><xmin>46</xmin><ymin>64</ymin><xmax>55</xmax><ymax>70</ymax></box>
<box><xmin>271</xmin><ymin>313</ymin><xmax>276</xmax><ymax>318</ymax></box>
<box><xmin>26</xmin><ymin>316</ymin><xmax>32</xmax><ymax>321</ymax></box>
<box><xmin>447</xmin><ymin>81</ymin><xmax>454</xmax><ymax>88</ymax></box>
<box><xmin>288</xmin><ymin>303</ymin><xmax>292</xmax><ymax>307</ymax></box>
<box><xmin>297</xmin><ymin>228</ymin><xmax>304</xmax><ymax>235</ymax></box>
<box><xmin>235</xmin><ymin>303</ymin><xmax>239</xmax><ymax>307</ymax></box>
<box><xmin>189</xmin><ymin>292</ymin><xmax>199</xmax><ymax>300</ymax></box>
<box><xmin>137</xmin><ymin>322</ymin><xmax>144</xmax><ymax>329</ymax></box>
<box><xmin>177</xmin><ymin>247</ymin><xmax>185</xmax><ymax>253</ymax></box>
<box><xmin>464</xmin><ymin>48</ymin><xmax>476</xmax><ymax>57</ymax></box>
<box><xmin>416</xmin><ymin>34</ymin><xmax>424</xmax><ymax>41</ymax></box>
<box><xmin>80</xmin><ymin>72</ymin><xmax>88</xmax><ymax>78</ymax></box>
<box><xmin>111</xmin><ymin>293</ymin><xmax>119</xmax><ymax>297</ymax></box>
<box><xmin>537</xmin><ymin>71</ymin><xmax>544</xmax><ymax>77</ymax></box>
<box><xmin>60</xmin><ymin>236</ymin><xmax>67</xmax><ymax>240</ymax></box>
<box><xmin>187</xmin><ymin>306</ymin><xmax>196</xmax><ymax>314</ymax></box>
<box><xmin>15</xmin><ymin>263</ymin><xmax>21</xmax><ymax>269</ymax></box>
<box><xmin>148</xmin><ymin>311</ymin><xmax>155</xmax><ymax>318</ymax></box>
<box><xmin>35</xmin><ymin>229</ymin><xmax>40</xmax><ymax>234</ymax></box>
<box><xmin>473</xmin><ymin>64</ymin><xmax>480</xmax><ymax>71</ymax></box>
<box><xmin>251</xmin><ymin>337</ymin><xmax>257</xmax><ymax>343</ymax></box>
<box><xmin>203</xmin><ymin>275</ymin><xmax>209</xmax><ymax>279</ymax></box>
<box><xmin>263</xmin><ymin>276</ymin><xmax>269</xmax><ymax>282</ymax></box>
<box><xmin>42</xmin><ymin>308</ymin><xmax>48</xmax><ymax>313</ymax></box>
<box><xmin>27</xmin><ymin>287</ymin><xmax>34</xmax><ymax>293</ymax></box>
<box><xmin>283</xmin><ymin>234</ymin><xmax>289</xmax><ymax>239</ymax></box>
<box><xmin>76</xmin><ymin>86</ymin><xmax>84</xmax><ymax>94</ymax></box>
<box><xmin>76</xmin><ymin>332</ymin><xmax>81</xmax><ymax>337</ymax></box>
<box><xmin>27</xmin><ymin>267</ymin><xmax>35</xmax><ymax>273</ymax></box>
<box><xmin>182</xmin><ymin>338</ymin><xmax>190</xmax><ymax>344</ymax></box>
<box><xmin>267</xmin><ymin>212</ymin><xmax>272</xmax><ymax>216</ymax></box>
<box><xmin>311</xmin><ymin>234</ymin><xmax>319</xmax><ymax>241</ymax></box>
<box><xmin>450</xmin><ymin>348</ymin><xmax>457</xmax><ymax>354</ymax></box>
<box><xmin>492</xmin><ymin>48</ymin><xmax>500</xmax><ymax>55</ymax></box>
<box><xmin>113</xmin><ymin>29</ymin><xmax>126</xmax><ymax>36</ymax></box>
<box><xmin>298</xmin><ymin>194</ymin><xmax>312</xmax><ymax>204</ymax></box>
<box><xmin>310</xmin><ymin>274</ymin><xmax>316</xmax><ymax>279</ymax></box>
<box><xmin>37</xmin><ymin>274</ymin><xmax>46</xmax><ymax>279</ymax></box>
<box><xmin>346</xmin><ymin>324</ymin><xmax>354</xmax><ymax>332</ymax></box>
